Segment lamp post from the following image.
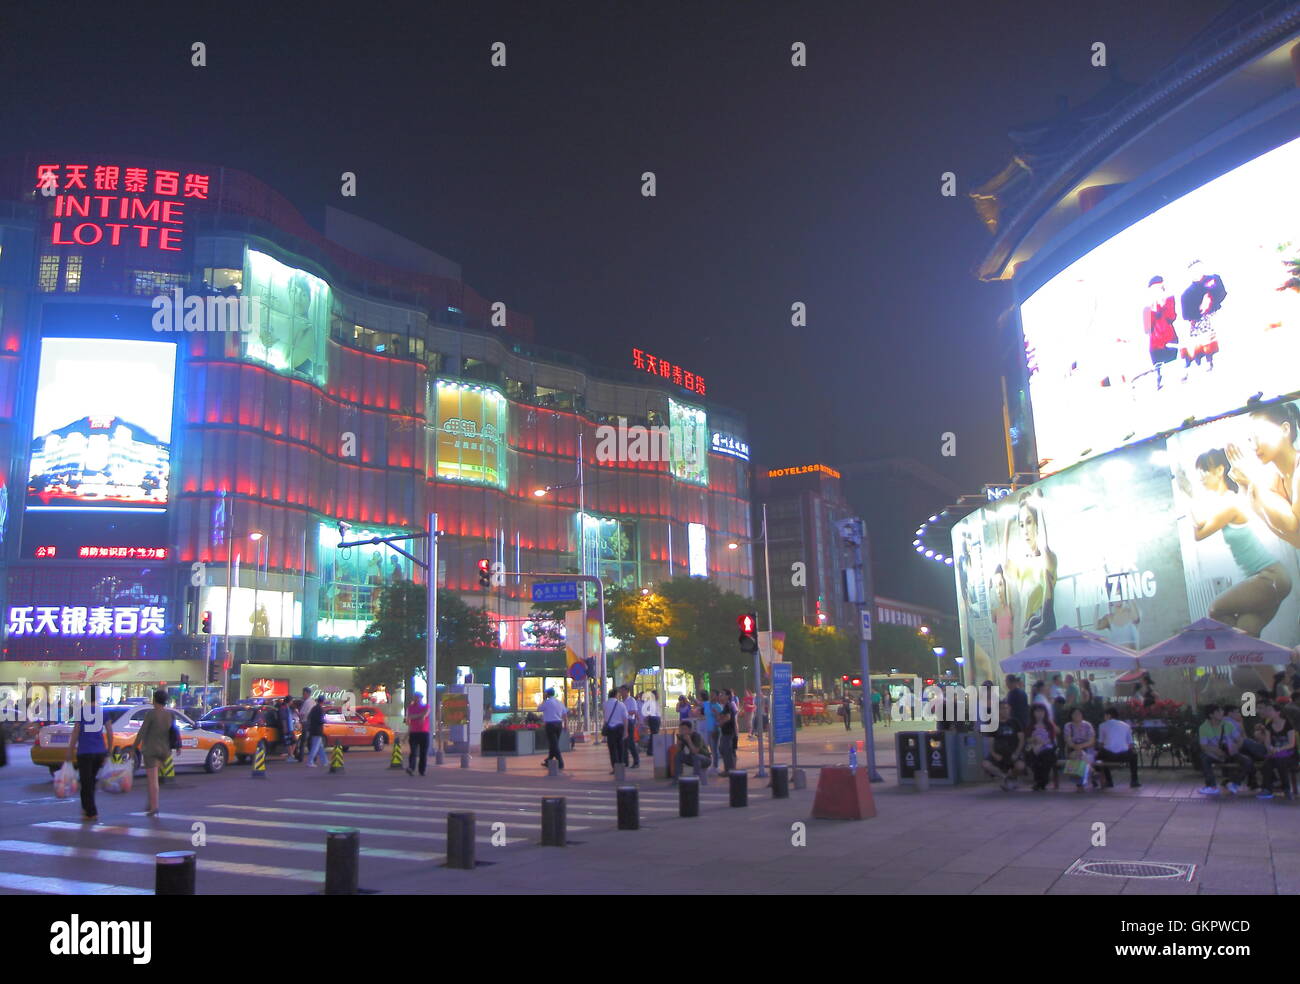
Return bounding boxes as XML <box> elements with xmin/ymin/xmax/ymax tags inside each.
<box><xmin>932</xmin><ymin>646</ymin><xmax>946</xmax><ymax>680</ymax></box>
<box><xmin>655</xmin><ymin>635</ymin><xmax>669</xmax><ymax>710</ymax></box>
<box><xmin>726</xmin><ymin>503</ymin><xmax>772</xmax><ymax>778</ymax></box>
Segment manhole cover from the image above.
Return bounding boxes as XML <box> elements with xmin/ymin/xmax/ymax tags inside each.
<box><xmin>1065</xmin><ymin>859</ymin><xmax>1196</xmax><ymax>881</ymax></box>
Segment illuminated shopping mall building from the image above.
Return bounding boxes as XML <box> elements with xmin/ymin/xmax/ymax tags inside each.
<box><xmin>923</xmin><ymin>3</ymin><xmax>1300</xmax><ymax>699</ymax></box>
<box><xmin>0</xmin><ymin>154</ymin><xmax>754</xmax><ymax>708</ymax></box>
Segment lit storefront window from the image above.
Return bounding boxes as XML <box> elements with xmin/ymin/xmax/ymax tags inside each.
<box><xmin>434</xmin><ymin>380</ymin><xmax>508</xmax><ymax>488</ymax></box>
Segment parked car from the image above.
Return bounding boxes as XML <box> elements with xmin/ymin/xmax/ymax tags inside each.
<box><xmin>31</xmin><ymin>705</ymin><xmax>235</xmax><ymax>774</ymax></box>
<box><xmin>198</xmin><ymin>704</ymin><xmax>297</xmax><ymax>762</ymax></box>
<box><xmin>319</xmin><ymin>710</ymin><xmax>395</xmax><ymax>751</ymax></box>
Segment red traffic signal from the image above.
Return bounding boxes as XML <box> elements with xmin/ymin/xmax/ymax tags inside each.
<box><xmin>851</xmin><ymin>677</ymin><xmax>862</xmax><ymax>687</ymax></box>
<box><xmin>200</xmin><ymin>610</ymin><xmax>212</xmax><ymax>633</ymax></box>
<box><xmin>477</xmin><ymin>558</ymin><xmax>491</xmax><ymax>588</ymax></box>
<box><xmin>737</xmin><ymin>613</ymin><xmax>758</xmax><ymax>653</ymax></box>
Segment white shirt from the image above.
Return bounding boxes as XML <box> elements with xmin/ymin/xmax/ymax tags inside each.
<box><xmin>1098</xmin><ymin>718</ymin><xmax>1133</xmax><ymax>754</ymax></box>
<box><xmin>603</xmin><ymin>698</ymin><xmax>628</xmax><ymax>729</ymax></box>
<box><xmin>623</xmin><ymin>696</ymin><xmax>639</xmax><ymax>720</ymax></box>
<box><xmin>641</xmin><ymin>696</ymin><xmax>660</xmax><ymax>717</ymax></box>
<box><xmin>540</xmin><ymin>697</ymin><xmax>566</xmax><ymax>724</ymax></box>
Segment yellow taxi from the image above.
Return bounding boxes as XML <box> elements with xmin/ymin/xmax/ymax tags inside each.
<box><xmin>321</xmin><ymin>709</ymin><xmax>395</xmax><ymax>751</ymax></box>
<box><xmin>31</xmin><ymin>704</ymin><xmax>236</xmax><ymax>774</ymax></box>
<box><xmin>198</xmin><ymin>704</ymin><xmax>296</xmax><ymax>762</ymax></box>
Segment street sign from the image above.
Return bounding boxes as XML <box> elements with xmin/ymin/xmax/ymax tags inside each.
<box><xmin>532</xmin><ymin>581</ymin><xmax>578</xmax><ymax>603</ymax></box>
<box><xmin>441</xmin><ymin>693</ymin><xmax>469</xmax><ymax>726</ymax></box>
<box><xmin>772</xmin><ymin>663</ymin><xmax>794</xmax><ymax>745</ymax></box>
<box><xmin>860</xmin><ymin>609</ymin><xmax>873</xmax><ymax>641</ymax></box>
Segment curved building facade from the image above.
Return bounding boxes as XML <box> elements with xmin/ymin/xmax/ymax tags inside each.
<box><xmin>952</xmin><ymin>4</ymin><xmax>1300</xmax><ymax>698</ymax></box>
<box><xmin>0</xmin><ymin>154</ymin><xmax>753</xmax><ymax>709</ymax></box>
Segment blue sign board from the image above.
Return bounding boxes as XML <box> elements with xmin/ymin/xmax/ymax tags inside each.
<box><xmin>532</xmin><ymin>581</ymin><xmax>578</xmax><ymax>603</ymax></box>
<box><xmin>772</xmin><ymin>662</ymin><xmax>794</xmax><ymax>745</ymax></box>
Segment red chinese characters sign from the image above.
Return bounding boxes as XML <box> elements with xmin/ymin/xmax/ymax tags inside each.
<box><xmin>632</xmin><ymin>348</ymin><xmax>705</xmax><ymax>396</ymax></box>
<box><xmin>36</xmin><ymin>163</ymin><xmax>210</xmax><ymax>252</ymax></box>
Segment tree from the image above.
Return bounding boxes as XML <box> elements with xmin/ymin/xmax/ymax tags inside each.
<box><xmin>780</xmin><ymin>624</ymin><xmax>857</xmax><ymax>683</ymax></box>
<box><xmin>869</xmin><ymin>622</ymin><xmax>944</xmax><ymax>679</ymax></box>
<box><xmin>353</xmin><ymin>581</ymin><xmax>499</xmax><ymax>694</ymax></box>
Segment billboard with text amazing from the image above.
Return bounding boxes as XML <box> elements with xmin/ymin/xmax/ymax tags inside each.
<box><xmin>1020</xmin><ymin>136</ymin><xmax>1300</xmax><ymax>473</ymax></box>
<box><xmin>955</xmin><ymin>402</ymin><xmax>1300</xmax><ymax>690</ymax></box>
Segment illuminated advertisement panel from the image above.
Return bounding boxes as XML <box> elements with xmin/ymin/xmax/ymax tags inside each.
<box><xmin>317</xmin><ymin>521</ymin><xmax>413</xmax><ymax>639</ymax></box>
<box><xmin>26</xmin><ymin>338</ymin><xmax>175</xmax><ymax>512</ymax></box>
<box><xmin>434</xmin><ymin>381</ymin><xmax>507</xmax><ymax>487</ymax></box>
<box><xmin>668</xmin><ymin>398</ymin><xmax>708</xmax><ymax>486</ymax></box>
<box><xmin>240</xmin><ymin>248</ymin><xmax>330</xmax><ymax>385</ymax></box>
<box><xmin>201</xmin><ymin>586</ymin><xmax>301</xmax><ymax>639</ymax></box>
<box><xmin>688</xmin><ymin>521</ymin><xmax>708</xmax><ymax>577</ymax></box>
<box><xmin>1020</xmin><ymin>136</ymin><xmax>1300</xmax><ymax>473</ymax></box>
<box><xmin>956</xmin><ymin>398</ymin><xmax>1300</xmax><ymax>693</ymax></box>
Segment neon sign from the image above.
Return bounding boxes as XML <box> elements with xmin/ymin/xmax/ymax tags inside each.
<box><xmin>36</xmin><ymin>163</ymin><xmax>210</xmax><ymax>253</ymax></box>
<box><xmin>710</xmin><ymin>431</ymin><xmax>750</xmax><ymax>461</ymax></box>
<box><xmin>631</xmin><ymin>349</ymin><xmax>705</xmax><ymax>396</ymax></box>
<box><xmin>78</xmin><ymin>546</ymin><xmax>169</xmax><ymax>560</ymax></box>
<box><xmin>6</xmin><ymin>605</ymin><xmax>167</xmax><ymax>637</ymax></box>
<box><xmin>768</xmin><ymin>464</ymin><xmax>841</xmax><ymax>479</ymax></box>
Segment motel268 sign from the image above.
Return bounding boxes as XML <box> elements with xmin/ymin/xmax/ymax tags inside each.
<box><xmin>6</xmin><ymin>605</ymin><xmax>167</xmax><ymax>638</ymax></box>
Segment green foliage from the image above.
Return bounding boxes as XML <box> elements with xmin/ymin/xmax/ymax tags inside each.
<box><xmin>869</xmin><ymin>622</ymin><xmax>943</xmax><ymax>678</ymax></box>
<box><xmin>353</xmin><ymin>581</ymin><xmax>499</xmax><ymax>693</ymax></box>
<box><xmin>779</xmin><ymin>624</ymin><xmax>857</xmax><ymax>680</ymax></box>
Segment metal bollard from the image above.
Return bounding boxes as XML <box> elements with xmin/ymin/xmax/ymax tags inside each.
<box><xmin>693</xmin><ymin>762</ymin><xmax>708</xmax><ymax>786</ymax></box>
<box><xmin>547</xmin><ymin>759</ymin><xmax>560</xmax><ymax>777</ymax></box>
<box><xmin>613</xmin><ymin>762</ymin><xmax>625</xmax><ymax>782</ymax></box>
<box><xmin>496</xmin><ymin>755</ymin><xmax>507</xmax><ymax>773</ymax></box>
<box><xmin>541</xmin><ymin>797</ymin><xmax>566</xmax><ymax>846</ymax></box>
<box><xmin>678</xmin><ymin>776</ymin><xmax>700</xmax><ymax>817</ymax></box>
<box><xmin>324</xmin><ymin>827</ymin><xmax>359</xmax><ymax>895</ymax></box>
<box><xmin>446</xmin><ymin>811</ymin><xmax>476</xmax><ymax>869</ymax></box>
<box><xmin>616</xmin><ymin>786</ymin><xmax>639</xmax><ymax>830</ymax></box>
<box><xmin>155</xmin><ymin>851</ymin><xmax>195</xmax><ymax>895</ymax></box>
<box><xmin>770</xmin><ymin>765</ymin><xmax>790</xmax><ymax>799</ymax></box>
<box><xmin>792</xmin><ymin>768</ymin><xmax>807</xmax><ymax>790</ymax></box>
<box><xmin>729</xmin><ymin>770</ymin><xmax>748</xmax><ymax>807</ymax></box>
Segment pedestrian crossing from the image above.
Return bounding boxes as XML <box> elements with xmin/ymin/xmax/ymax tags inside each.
<box><xmin>0</xmin><ymin>777</ymin><xmax>741</xmax><ymax>895</ymax></box>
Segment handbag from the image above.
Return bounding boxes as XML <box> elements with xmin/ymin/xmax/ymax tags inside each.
<box><xmin>1063</xmin><ymin>757</ymin><xmax>1090</xmax><ymax>780</ymax></box>
<box><xmin>168</xmin><ymin>721</ymin><xmax>181</xmax><ymax>751</ymax></box>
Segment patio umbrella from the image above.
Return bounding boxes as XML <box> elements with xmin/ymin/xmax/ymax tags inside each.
<box><xmin>1136</xmin><ymin>618</ymin><xmax>1295</xmax><ymax>671</ymax></box>
<box><xmin>1001</xmin><ymin>625</ymin><xmax>1138</xmax><ymax>674</ymax></box>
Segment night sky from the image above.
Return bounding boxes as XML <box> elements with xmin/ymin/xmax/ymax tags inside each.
<box><xmin>0</xmin><ymin>0</ymin><xmax>1233</xmax><ymax>607</ymax></box>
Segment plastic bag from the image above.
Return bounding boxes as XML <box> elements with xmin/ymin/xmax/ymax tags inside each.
<box><xmin>98</xmin><ymin>762</ymin><xmax>133</xmax><ymax>794</ymax></box>
<box><xmin>52</xmin><ymin>761</ymin><xmax>80</xmax><ymax>798</ymax></box>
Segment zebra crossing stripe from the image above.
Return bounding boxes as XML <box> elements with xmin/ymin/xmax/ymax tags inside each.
<box><xmin>0</xmin><ymin>839</ymin><xmax>322</xmax><ymax>882</ymax></box>
<box><xmin>209</xmin><ymin>802</ymin><xmax>591</xmax><ymax>831</ymax></box>
<box><xmin>0</xmin><ymin>871</ymin><xmax>151</xmax><ymax>895</ymax></box>
<box><xmin>186</xmin><ymin>812</ymin><xmax>526</xmax><ymax>844</ymax></box>
<box><xmin>35</xmin><ymin>821</ymin><xmax>432</xmax><ymax>862</ymax></box>
<box><xmin>335</xmin><ymin>791</ymin><xmax>675</xmax><ymax>815</ymax></box>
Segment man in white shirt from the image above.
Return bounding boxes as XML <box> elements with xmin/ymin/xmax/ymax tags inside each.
<box><xmin>641</xmin><ymin>690</ymin><xmax>661</xmax><ymax>742</ymax></box>
<box><xmin>602</xmin><ymin>688</ymin><xmax>628</xmax><ymax>773</ymax></box>
<box><xmin>539</xmin><ymin>688</ymin><xmax>566</xmax><ymax>771</ymax></box>
<box><xmin>296</xmin><ymin>688</ymin><xmax>316</xmax><ymax>762</ymax></box>
<box><xmin>621</xmin><ymin>685</ymin><xmax>641</xmax><ymax>769</ymax></box>
<box><xmin>1095</xmin><ymin>706</ymin><xmax>1141</xmax><ymax>788</ymax></box>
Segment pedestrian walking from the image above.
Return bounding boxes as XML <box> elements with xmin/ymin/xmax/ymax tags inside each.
<box><xmin>278</xmin><ymin>697</ymin><xmax>297</xmax><ymax>759</ymax></box>
<box><xmin>602</xmin><ymin>687</ymin><xmax>628</xmax><ymax>773</ymax></box>
<box><xmin>700</xmin><ymin>691</ymin><xmax>720</xmax><ymax>770</ymax></box>
<box><xmin>871</xmin><ymin>689</ymin><xmax>882</xmax><ymax>723</ymax></box>
<box><xmin>621</xmin><ymin>685</ymin><xmax>641</xmax><ymax>768</ymax></box>
<box><xmin>132</xmin><ymin>688</ymin><xmax>171</xmax><ymax>817</ymax></box>
<box><xmin>717</xmin><ymin>689</ymin><xmax>738</xmax><ymax>773</ymax></box>
<box><xmin>296</xmin><ymin>688</ymin><xmax>316</xmax><ymax>762</ymax></box>
<box><xmin>840</xmin><ymin>694</ymin><xmax>852</xmax><ymax>731</ymax></box>
<box><xmin>676</xmin><ymin>694</ymin><xmax>691</xmax><ymax>724</ymax></box>
<box><xmin>539</xmin><ymin>688</ymin><xmax>566</xmax><ymax>771</ymax></box>
<box><xmin>881</xmin><ymin>688</ymin><xmax>892</xmax><ymax>727</ymax></box>
<box><xmin>67</xmin><ymin>686</ymin><xmax>113</xmax><ymax>823</ymax></box>
<box><xmin>641</xmin><ymin>690</ymin><xmax>661</xmax><ymax>740</ymax></box>
<box><xmin>305</xmin><ymin>697</ymin><xmax>328</xmax><ymax>767</ymax></box>
<box><xmin>406</xmin><ymin>691</ymin><xmax>431</xmax><ymax>776</ymax></box>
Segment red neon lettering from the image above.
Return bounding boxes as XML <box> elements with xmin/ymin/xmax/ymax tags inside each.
<box><xmin>61</xmin><ymin>195</ymin><xmax>90</xmax><ymax>218</ymax></box>
<box><xmin>129</xmin><ymin>199</ymin><xmax>161</xmax><ymax>222</ymax></box>
<box><xmin>123</xmin><ymin>168</ymin><xmax>148</xmax><ymax>193</ymax></box>
<box><xmin>154</xmin><ymin>170</ymin><xmax>179</xmax><ymax>196</ymax></box>
<box><xmin>93</xmin><ymin>165</ymin><xmax>119</xmax><ymax>191</ymax></box>
<box><xmin>133</xmin><ymin>225</ymin><xmax>155</xmax><ymax>247</ymax></box>
<box><xmin>103</xmin><ymin>223</ymin><xmax>128</xmax><ymax>246</ymax></box>
<box><xmin>63</xmin><ymin>165</ymin><xmax>88</xmax><ymax>190</ymax></box>
<box><xmin>183</xmin><ymin>173</ymin><xmax>210</xmax><ymax>199</ymax></box>
<box><xmin>160</xmin><ymin>200</ymin><xmax>184</xmax><ymax>225</ymax></box>
<box><xmin>158</xmin><ymin>227</ymin><xmax>182</xmax><ymax>251</ymax></box>
<box><xmin>73</xmin><ymin>223</ymin><xmax>103</xmax><ymax>246</ymax></box>
<box><xmin>49</xmin><ymin>222</ymin><xmax>73</xmax><ymax>245</ymax></box>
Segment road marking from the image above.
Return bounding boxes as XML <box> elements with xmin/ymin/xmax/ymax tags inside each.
<box><xmin>35</xmin><ymin>821</ymin><xmax>433</xmax><ymax>862</ymax></box>
<box><xmin>0</xmin><ymin>872</ymin><xmax>151</xmax><ymax>895</ymax></box>
<box><xmin>185</xmin><ymin>812</ymin><xmax>526</xmax><ymax>844</ymax></box>
<box><xmin>335</xmin><ymin>791</ymin><xmax>675</xmax><ymax>815</ymax></box>
<box><xmin>208</xmin><ymin>802</ymin><xmax>591</xmax><ymax>831</ymax></box>
<box><xmin>0</xmin><ymin>839</ymin><xmax>322</xmax><ymax>882</ymax></box>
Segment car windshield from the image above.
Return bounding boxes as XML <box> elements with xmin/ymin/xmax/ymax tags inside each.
<box><xmin>202</xmin><ymin>707</ymin><xmax>255</xmax><ymax>723</ymax></box>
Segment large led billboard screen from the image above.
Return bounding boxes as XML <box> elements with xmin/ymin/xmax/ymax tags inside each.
<box><xmin>955</xmin><ymin>397</ymin><xmax>1300</xmax><ymax>693</ymax></box>
<box><xmin>668</xmin><ymin>398</ymin><xmax>708</xmax><ymax>486</ymax></box>
<box><xmin>27</xmin><ymin>337</ymin><xmax>176</xmax><ymax>512</ymax></box>
<box><xmin>240</xmin><ymin>248</ymin><xmax>330</xmax><ymax>386</ymax></box>
<box><xmin>1020</xmin><ymin>135</ymin><xmax>1300</xmax><ymax>473</ymax></box>
<box><xmin>434</xmin><ymin>381</ymin><xmax>507</xmax><ymax>487</ymax></box>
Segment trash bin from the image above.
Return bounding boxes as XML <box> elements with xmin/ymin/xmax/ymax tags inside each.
<box><xmin>923</xmin><ymin>730</ymin><xmax>960</xmax><ymax>785</ymax></box>
<box><xmin>896</xmin><ymin>731</ymin><xmax>924</xmax><ymax>785</ymax></box>
<box><xmin>954</xmin><ymin>732</ymin><xmax>986</xmax><ymax>783</ymax></box>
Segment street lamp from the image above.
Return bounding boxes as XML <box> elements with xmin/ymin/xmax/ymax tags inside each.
<box><xmin>725</xmin><ymin>507</ymin><xmax>773</xmax><ymax>778</ymax></box>
<box><xmin>932</xmin><ymin>646</ymin><xmax>946</xmax><ymax>678</ymax></box>
<box><xmin>655</xmin><ymin>636</ymin><xmax>669</xmax><ymax>713</ymax></box>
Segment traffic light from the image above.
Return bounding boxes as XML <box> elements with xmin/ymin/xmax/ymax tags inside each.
<box><xmin>477</xmin><ymin>558</ymin><xmax>491</xmax><ymax>588</ymax></box>
<box><xmin>737</xmin><ymin>613</ymin><xmax>758</xmax><ymax>653</ymax></box>
<box><xmin>179</xmin><ymin>673</ymin><xmax>189</xmax><ymax>692</ymax></box>
<box><xmin>200</xmin><ymin>610</ymin><xmax>212</xmax><ymax>633</ymax></box>
<box><xmin>207</xmin><ymin>661</ymin><xmax>219</xmax><ymax>683</ymax></box>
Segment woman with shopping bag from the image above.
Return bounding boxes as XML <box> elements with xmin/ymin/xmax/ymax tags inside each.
<box><xmin>1063</xmin><ymin>706</ymin><xmax>1098</xmax><ymax>792</ymax></box>
<box><xmin>66</xmin><ymin>686</ymin><xmax>113</xmax><ymax>823</ymax></box>
<box><xmin>133</xmin><ymin>689</ymin><xmax>173</xmax><ymax>818</ymax></box>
